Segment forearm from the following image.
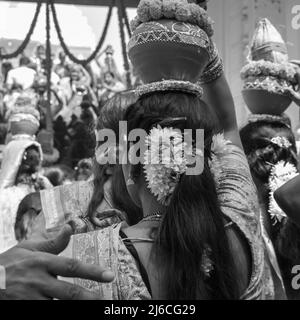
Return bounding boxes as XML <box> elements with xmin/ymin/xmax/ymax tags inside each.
<box><xmin>201</xmin><ymin>73</ymin><xmax>242</xmax><ymax>148</ymax></box>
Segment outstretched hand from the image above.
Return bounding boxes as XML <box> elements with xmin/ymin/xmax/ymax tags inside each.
<box><xmin>0</xmin><ymin>224</ymin><xmax>114</xmax><ymax>300</ymax></box>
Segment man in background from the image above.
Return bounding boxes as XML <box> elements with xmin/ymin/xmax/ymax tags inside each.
<box><xmin>6</xmin><ymin>56</ymin><xmax>36</xmax><ymax>91</ymax></box>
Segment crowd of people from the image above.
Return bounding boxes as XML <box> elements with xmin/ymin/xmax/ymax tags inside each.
<box><xmin>1</xmin><ymin>0</ymin><xmax>300</xmax><ymax>300</ymax></box>
<box><xmin>0</xmin><ymin>43</ymin><xmax>127</xmax><ymax>252</ymax></box>
<box><xmin>0</xmin><ymin>44</ymin><xmax>127</xmax><ymax>164</ymax></box>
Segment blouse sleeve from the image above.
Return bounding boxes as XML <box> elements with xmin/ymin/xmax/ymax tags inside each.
<box><xmin>217</xmin><ymin>144</ymin><xmax>260</xmax><ymax>219</ymax></box>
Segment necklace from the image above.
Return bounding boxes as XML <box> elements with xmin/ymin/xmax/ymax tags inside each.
<box><xmin>141</xmin><ymin>212</ymin><xmax>162</xmax><ymax>223</ymax></box>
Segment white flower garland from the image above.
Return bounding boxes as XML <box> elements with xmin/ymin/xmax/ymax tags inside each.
<box><xmin>268</xmin><ymin>161</ymin><xmax>298</xmax><ymax>225</ymax></box>
<box><xmin>270</xmin><ymin>136</ymin><xmax>292</xmax><ymax>149</ymax></box>
<box><xmin>143</xmin><ymin>127</ymin><xmax>229</xmax><ymax>205</ymax></box>
<box><xmin>143</xmin><ymin>126</ymin><xmax>191</xmax><ymax>205</ymax></box>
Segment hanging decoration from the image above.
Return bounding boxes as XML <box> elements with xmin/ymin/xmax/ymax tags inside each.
<box><xmin>45</xmin><ymin>0</ymin><xmax>53</xmax><ymax>130</ymax></box>
<box><xmin>117</xmin><ymin>0</ymin><xmax>132</xmax><ymax>89</ymax></box>
<box><xmin>50</xmin><ymin>0</ymin><xmax>115</xmax><ymax>66</ymax></box>
<box><xmin>120</xmin><ymin>0</ymin><xmax>132</xmax><ymax>38</ymax></box>
<box><xmin>0</xmin><ymin>2</ymin><xmax>42</xmax><ymax>59</ymax></box>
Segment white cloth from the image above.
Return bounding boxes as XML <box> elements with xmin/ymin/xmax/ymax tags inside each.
<box><xmin>6</xmin><ymin>66</ymin><xmax>36</xmax><ymax>90</ymax></box>
<box><xmin>0</xmin><ymin>184</ymin><xmax>34</xmax><ymax>253</ymax></box>
<box><xmin>0</xmin><ymin>139</ymin><xmax>47</xmax><ymax>253</ymax></box>
<box><xmin>0</xmin><ymin>140</ymin><xmax>42</xmax><ymax>189</ymax></box>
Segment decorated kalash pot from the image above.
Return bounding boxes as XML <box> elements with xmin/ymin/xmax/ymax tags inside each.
<box><xmin>241</xmin><ymin>18</ymin><xmax>298</xmax><ymax>115</ymax></box>
<box><xmin>8</xmin><ymin>94</ymin><xmax>40</xmax><ymax>141</ymax></box>
<box><xmin>128</xmin><ymin>0</ymin><xmax>215</xmax><ymax>84</ymax></box>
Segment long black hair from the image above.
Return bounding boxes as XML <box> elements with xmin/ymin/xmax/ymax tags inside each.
<box><xmin>123</xmin><ymin>92</ymin><xmax>239</xmax><ymax>300</ymax></box>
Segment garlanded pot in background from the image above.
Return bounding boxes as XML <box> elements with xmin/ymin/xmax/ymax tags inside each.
<box><xmin>241</xmin><ymin>61</ymin><xmax>298</xmax><ymax>115</ymax></box>
<box><xmin>8</xmin><ymin>95</ymin><xmax>40</xmax><ymax>139</ymax></box>
<box><xmin>241</xmin><ymin>18</ymin><xmax>298</xmax><ymax>115</ymax></box>
<box><xmin>128</xmin><ymin>0</ymin><xmax>214</xmax><ymax>84</ymax></box>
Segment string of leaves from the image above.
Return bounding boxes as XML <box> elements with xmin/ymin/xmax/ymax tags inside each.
<box><xmin>0</xmin><ymin>2</ymin><xmax>42</xmax><ymax>59</ymax></box>
<box><xmin>117</xmin><ymin>0</ymin><xmax>132</xmax><ymax>89</ymax></box>
<box><xmin>50</xmin><ymin>0</ymin><xmax>115</xmax><ymax>66</ymax></box>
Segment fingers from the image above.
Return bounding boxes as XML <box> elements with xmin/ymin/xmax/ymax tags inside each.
<box><xmin>92</xmin><ymin>209</ymin><xmax>124</xmax><ymax>228</ymax></box>
<box><xmin>44</xmin><ymin>278</ymin><xmax>102</xmax><ymax>300</ymax></box>
<box><xmin>20</xmin><ymin>224</ymin><xmax>72</xmax><ymax>254</ymax></box>
<box><xmin>43</xmin><ymin>253</ymin><xmax>115</xmax><ymax>283</ymax></box>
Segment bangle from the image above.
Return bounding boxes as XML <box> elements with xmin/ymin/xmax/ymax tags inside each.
<box><xmin>199</xmin><ymin>57</ymin><xmax>224</xmax><ymax>84</ymax></box>
<box><xmin>198</xmin><ymin>41</ymin><xmax>224</xmax><ymax>84</ymax></box>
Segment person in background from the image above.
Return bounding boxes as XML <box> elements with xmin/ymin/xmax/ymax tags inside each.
<box><xmin>54</xmin><ymin>51</ymin><xmax>71</xmax><ymax>79</ymax></box>
<box><xmin>0</xmin><ymin>141</ymin><xmax>52</xmax><ymax>253</ymax></box>
<box><xmin>75</xmin><ymin>159</ymin><xmax>93</xmax><ymax>182</ymax></box>
<box><xmin>43</xmin><ymin>166</ymin><xmax>74</xmax><ymax>187</ymax></box>
<box><xmin>240</xmin><ymin>116</ymin><xmax>300</xmax><ymax>299</ymax></box>
<box><xmin>14</xmin><ymin>91</ymin><xmax>139</xmax><ymax>242</ymax></box>
<box><xmin>6</xmin><ymin>55</ymin><xmax>36</xmax><ymax>91</ymax></box>
<box><xmin>97</xmin><ymin>71</ymin><xmax>126</xmax><ymax>109</ymax></box>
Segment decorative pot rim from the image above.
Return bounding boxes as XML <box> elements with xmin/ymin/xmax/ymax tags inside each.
<box><xmin>242</xmin><ymin>76</ymin><xmax>293</xmax><ymax>97</ymax></box>
<box><xmin>128</xmin><ymin>20</ymin><xmax>210</xmax><ymax>53</ymax></box>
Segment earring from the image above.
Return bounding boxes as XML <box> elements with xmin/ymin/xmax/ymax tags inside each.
<box><xmin>126</xmin><ymin>176</ymin><xmax>135</xmax><ymax>186</ymax></box>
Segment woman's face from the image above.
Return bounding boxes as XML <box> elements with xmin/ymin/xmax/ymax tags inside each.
<box><xmin>19</xmin><ymin>147</ymin><xmax>41</xmax><ymax>174</ymax></box>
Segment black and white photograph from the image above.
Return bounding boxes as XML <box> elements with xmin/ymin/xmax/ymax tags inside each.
<box><xmin>0</xmin><ymin>0</ymin><xmax>300</xmax><ymax>304</ymax></box>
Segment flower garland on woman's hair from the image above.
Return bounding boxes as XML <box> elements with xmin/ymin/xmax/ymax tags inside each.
<box><xmin>143</xmin><ymin>126</ymin><xmax>229</xmax><ymax>206</ymax></box>
<box><xmin>266</xmin><ymin>136</ymin><xmax>299</xmax><ymax>225</ymax></box>
<box><xmin>143</xmin><ymin>126</ymin><xmax>198</xmax><ymax>205</ymax></box>
<box><xmin>141</xmin><ymin>126</ymin><xmax>230</xmax><ymax>278</ymax></box>
<box><xmin>50</xmin><ymin>0</ymin><xmax>114</xmax><ymax>66</ymax></box>
<box><xmin>131</xmin><ymin>0</ymin><xmax>214</xmax><ymax>37</ymax></box>
<box><xmin>268</xmin><ymin>161</ymin><xmax>298</xmax><ymax>225</ymax></box>
<box><xmin>117</xmin><ymin>0</ymin><xmax>132</xmax><ymax>89</ymax></box>
<box><xmin>0</xmin><ymin>2</ymin><xmax>42</xmax><ymax>59</ymax></box>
